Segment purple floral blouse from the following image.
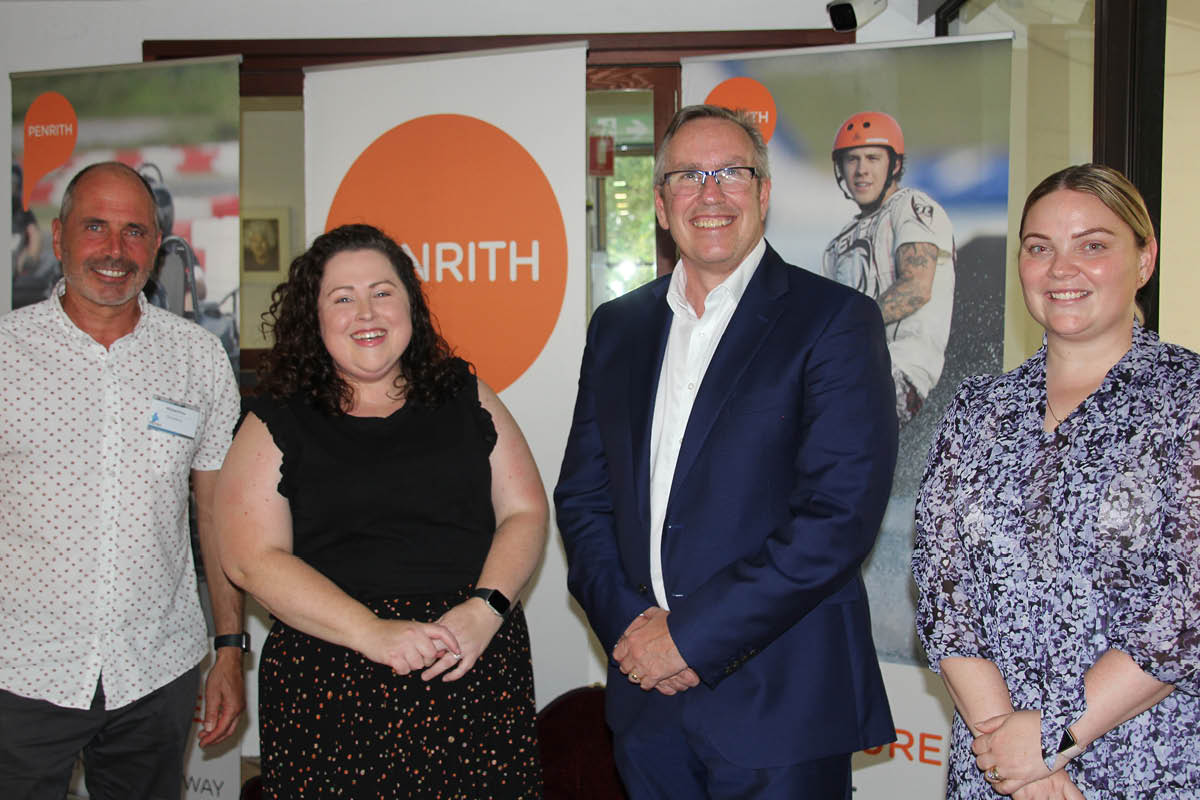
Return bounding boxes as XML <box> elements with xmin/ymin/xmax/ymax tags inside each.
<box><xmin>913</xmin><ymin>324</ymin><xmax>1200</xmax><ymax>798</ymax></box>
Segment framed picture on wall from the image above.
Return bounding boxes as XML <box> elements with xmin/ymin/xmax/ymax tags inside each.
<box><xmin>241</xmin><ymin>208</ymin><xmax>290</xmax><ymax>282</ymax></box>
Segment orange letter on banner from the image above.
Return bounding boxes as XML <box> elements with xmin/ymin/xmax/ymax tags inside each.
<box><xmin>890</xmin><ymin>728</ymin><xmax>914</xmax><ymax>761</ymax></box>
<box><xmin>919</xmin><ymin>732</ymin><xmax>943</xmax><ymax>765</ymax></box>
<box><xmin>22</xmin><ymin>92</ymin><xmax>78</xmax><ymax>211</ymax></box>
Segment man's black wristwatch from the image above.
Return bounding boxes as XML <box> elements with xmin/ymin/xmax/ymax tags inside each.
<box><xmin>470</xmin><ymin>588</ymin><xmax>513</xmax><ymax>619</ymax></box>
<box><xmin>214</xmin><ymin>633</ymin><xmax>251</xmax><ymax>653</ymax></box>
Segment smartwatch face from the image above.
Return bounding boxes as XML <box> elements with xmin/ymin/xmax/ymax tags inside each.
<box><xmin>476</xmin><ymin>588</ymin><xmax>510</xmax><ymax>616</ymax></box>
<box><xmin>489</xmin><ymin>590</ymin><xmax>511</xmax><ymax>616</ymax></box>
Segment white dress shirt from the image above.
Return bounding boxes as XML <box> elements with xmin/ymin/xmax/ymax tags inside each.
<box><xmin>648</xmin><ymin>238</ymin><xmax>765</xmax><ymax>609</ymax></box>
<box><xmin>0</xmin><ymin>283</ymin><xmax>239</xmax><ymax>709</ymax></box>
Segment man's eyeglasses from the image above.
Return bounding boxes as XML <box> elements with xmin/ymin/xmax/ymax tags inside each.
<box><xmin>660</xmin><ymin>166</ymin><xmax>758</xmax><ymax>196</ymax></box>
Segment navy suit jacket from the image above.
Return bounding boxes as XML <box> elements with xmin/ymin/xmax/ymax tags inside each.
<box><xmin>554</xmin><ymin>243</ymin><xmax>897</xmax><ymax>767</ymax></box>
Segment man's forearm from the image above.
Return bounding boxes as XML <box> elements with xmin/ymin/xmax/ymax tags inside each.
<box><xmin>192</xmin><ymin>469</ymin><xmax>245</xmax><ymax>636</ymax></box>
<box><xmin>878</xmin><ymin>241</ymin><xmax>938</xmax><ymax>323</ymax></box>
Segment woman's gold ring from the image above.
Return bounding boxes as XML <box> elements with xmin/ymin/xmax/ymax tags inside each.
<box><xmin>985</xmin><ymin>768</ymin><xmax>1002</xmax><ymax>782</ymax></box>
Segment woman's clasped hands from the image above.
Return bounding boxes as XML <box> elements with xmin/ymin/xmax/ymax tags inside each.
<box><xmin>972</xmin><ymin>711</ymin><xmax>1083</xmax><ymax>799</ymax></box>
<box><xmin>359</xmin><ymin>618</ymin><xmax>461</xmax><ymax>676</ymax></box>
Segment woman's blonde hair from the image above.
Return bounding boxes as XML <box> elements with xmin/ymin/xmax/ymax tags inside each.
<box><xmin>1019</xmin><ymin>163</ymin><xmax>1155</xmax><ymax>249</ymax></box>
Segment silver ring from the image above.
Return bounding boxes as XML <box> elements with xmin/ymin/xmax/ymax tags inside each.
<box><xmin>985</xmin><ymin>768</ymin><xmax>1002</xmax><ymax>782</ymax></box>
<box><xmin>452</xmin><ymin>652</ymin><xmax>462</xmax><ymax>660</ymax></box>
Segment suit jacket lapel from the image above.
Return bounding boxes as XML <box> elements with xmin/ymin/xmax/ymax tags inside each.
<box><xmin>668</xmin><ymin>246</ymin><xmax>789</xmax><ymax>505</ymax></box>
<box><xmin>627</xmin><ymin>281</ymin><xmax>672</xmax><ymax>526</ymax></box>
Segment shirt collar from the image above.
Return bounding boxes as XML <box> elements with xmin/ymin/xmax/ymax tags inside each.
<box><xmin>50</xmin><ymin>278</ymin><xmax>149</xmax><ymax>346</ymax></box>
<box><xmin>665</xmin><ymin>237</ymin><xmax>766</xmax><ymax>319</ymax></box>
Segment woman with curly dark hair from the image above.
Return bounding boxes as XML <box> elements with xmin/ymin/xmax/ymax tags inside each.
<box><xmin>215</xmin><ymin>224</ymin><xmax>546</xmax><ymax>797</ymax></box>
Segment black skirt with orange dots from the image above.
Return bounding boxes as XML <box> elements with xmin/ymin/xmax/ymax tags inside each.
<box><xmin>258</xmin><ymin>590</ymin><xmax>542</xmax><ymax>798</ymax></box>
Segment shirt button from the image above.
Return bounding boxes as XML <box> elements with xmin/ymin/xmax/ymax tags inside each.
<box><xmin>687</xmin><ymin>382</ymin><xmax>695</xmax><ymax>390</ymax></box>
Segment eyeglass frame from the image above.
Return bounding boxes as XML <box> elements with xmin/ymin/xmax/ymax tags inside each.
<box><xmin>659</xmin><ymin>166</ymin><xmax>760</xmax><ymax>194</ymax></box>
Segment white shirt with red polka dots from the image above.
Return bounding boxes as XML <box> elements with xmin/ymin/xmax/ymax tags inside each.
<box><xmin>0</xmin><ymin>282</ymin><xmax>239</xmax><ymax>710</ymax></box>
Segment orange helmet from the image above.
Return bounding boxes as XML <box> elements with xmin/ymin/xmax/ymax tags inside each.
<box><xmin>832</xmin><ymin>111</ymin><xmax>904</xmax><ymax>156</ymax></box>
<box><xmin>832</xmin><ymin>111</ymin><xmax>905</xmax><ymax>207</ymax></box>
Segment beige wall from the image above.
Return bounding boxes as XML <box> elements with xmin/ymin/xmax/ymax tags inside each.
<box><xmin>1160</xmin><ymin>2</ymin><xmax>1200</xmax><ymax>351</ymax></box>
<box><xmin>955</xmin><ymin>9</ymin><xmax>1095</xmax><ymax>368</ymax></box>
<box><xmin>239</xmin><ymin>98</ymin><xmax>305</xmax><ymax>349</ymax></box>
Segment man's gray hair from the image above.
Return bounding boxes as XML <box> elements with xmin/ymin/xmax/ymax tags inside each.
<box><xmin>58</xmin><ymin>161</ymin><xmax>158</xmax><ymax>232</ymax></box>
<box><xmin>652</xmin><ymin>105</ymin><xmax>771</xmax><ymax>186</ymax></box>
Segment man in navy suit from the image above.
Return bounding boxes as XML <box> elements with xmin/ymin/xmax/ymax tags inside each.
<box><xmin>554</xmin><ymin>105</ymin><xmax>898</xmax><ymax>798</ymax></box>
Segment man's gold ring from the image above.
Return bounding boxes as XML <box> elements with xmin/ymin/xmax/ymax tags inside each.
<box><xmin>629</xmin><ymin>671</ymin><xmax>641</xmax><ymax>683</ymax></box>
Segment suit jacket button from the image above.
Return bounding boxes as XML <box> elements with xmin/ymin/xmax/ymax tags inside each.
<box><xmin>637</xmin><ymin>584</ymin><xmax>649</xmax><ymax>595</ymax></box>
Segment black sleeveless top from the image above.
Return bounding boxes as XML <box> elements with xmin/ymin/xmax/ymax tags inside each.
<box><xmin>247</xmin><ymin>363</ymin><xmax>497</xmax><ymax>600</ymax></box>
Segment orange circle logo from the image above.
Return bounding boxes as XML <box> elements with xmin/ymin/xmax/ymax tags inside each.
<box><xmin>326</xmin><ymin>114</ymin><xmax>567</xmax><ymax>393</ymax></box>
<box><xmin>22</xmin><ymin>91</ymin><xmax>78</xmax><ymax>211</ymax></box>
<box><xmin>704</xmin><ymin>78</ymin><xmax>777</xmax><ymax>143</ymax></box>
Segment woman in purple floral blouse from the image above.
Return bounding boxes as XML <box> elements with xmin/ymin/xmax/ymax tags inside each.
<box><xmin>913</xmin><ymin>164</ymin><xmax>1200</xmax><ymax>799</ymax></box>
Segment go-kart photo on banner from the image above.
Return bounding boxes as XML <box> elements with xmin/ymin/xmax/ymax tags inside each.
<box><xmin>683</xmin><ymin>34</ymin><xmax>1012</xmax><ymax>797</ymax></box>
<box><xmin>295</xmin><ymin>42</ymin><xmax>589</xmax><ymax>744</ymax></box>
<box><xmin>10</xmin><ymin>58</ymin><xmax>241</xmax><ymax>370</ymax></box>
<box><xmin>10</xmin><ymin>56</ymin><xmax>242</xmax><ymax>800</ymax></box>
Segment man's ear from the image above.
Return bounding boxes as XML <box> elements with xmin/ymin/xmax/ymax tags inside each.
<box><xmin>654</xmin><ymin>185</ymin><xmax>669</xmax><ymax>231</ymax></box>
<box><xmin>51</xmin><ymin>217</ymin><xmax>64</xmax><ymax>261</ymax></box>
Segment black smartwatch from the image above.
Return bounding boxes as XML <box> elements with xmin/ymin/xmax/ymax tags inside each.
<box><xmin>470</xmin><ymin>588</ymin><xmax>513</xmax><ymax>619</ymax></box>
<box><xmin>214</xmin><ymin>633</ymin><xmax>251</xmax><ymax>653</ymax></box>
<box><xmin>1043</xmin><ymin>725</ymin><xmax>1082</xmax><ymax>768</ymax></box>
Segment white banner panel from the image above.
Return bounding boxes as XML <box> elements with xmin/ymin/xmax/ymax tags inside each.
<box><xmin>268</xmin><ymin>43</ymin><xmax>589</xmax><ymax>758</ymax></box>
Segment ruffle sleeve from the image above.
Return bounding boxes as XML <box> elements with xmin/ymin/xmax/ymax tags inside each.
<box><xmin>454</xmin><ymin>360</ymin><xmax>497</xmax><ymax>456</ymax></box>
<box><xmin>472</xmin><ymin>395</ymin><xmax>498</xmax><ymax>455</ymax></box>
<box><xmin>241</xmin><ymin>394</ymin><xmax>303</xmax><ymax>500</ymax></box>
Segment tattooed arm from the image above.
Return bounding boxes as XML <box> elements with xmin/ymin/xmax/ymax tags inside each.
<box><xmin>877</xmin><ymin>241</ymin><xmax>938</xmax><ymax>324</ymax></box>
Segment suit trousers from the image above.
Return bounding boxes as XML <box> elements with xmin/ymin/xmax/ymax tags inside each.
<box><xmin>0</xmin><ymin>666</ymin><xmax>199</xmax><ymax>800</ymax></box>
<box><xmin>610</xmin><ymin>692</ymin><xmax>852</xmax><ymax>800</ymax></box>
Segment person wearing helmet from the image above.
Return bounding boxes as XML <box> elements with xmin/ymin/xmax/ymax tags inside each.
<box><xmin>823</xmin><ymin>111</ymin><xmax>956</xmax><ymax>426</ymax></box>
<box><xmin>11</xmin><ymin>162</ymin><xmax>49</xmax><ymax>308</ymax></box>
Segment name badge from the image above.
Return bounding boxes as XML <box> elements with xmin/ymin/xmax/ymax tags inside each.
<box><xmin>148</xmin><ymin>396</ymin><xmax>201</xmax><ymax>439</ymax></box>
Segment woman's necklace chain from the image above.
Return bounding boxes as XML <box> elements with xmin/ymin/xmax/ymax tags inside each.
<box><xmin>1046</xmin><ymin>398</ymin><xmax>1063</xmax><ymax>425</ymax></box>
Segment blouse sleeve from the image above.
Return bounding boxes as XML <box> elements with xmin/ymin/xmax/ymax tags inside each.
<box><xmin>912</xmin><ymin>376</ymin><xmax>994</xmax><ymax>671</ymax></box>
<box><xmin>1109</xmin><ymin>394</ymin><xmax>1200</xmax><ymax>694</ymax></box>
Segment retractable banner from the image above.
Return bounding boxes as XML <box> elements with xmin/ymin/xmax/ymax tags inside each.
<box><xmin>11</xmin><ymin>56</ymin><xmax>242</xmax><ymax>800</ymax></box>
<box><xmin>297</xmin><ymin>41</ymin><xmax>588</xmax><ymax>742</ymax></box>
<box><xmin>683</xmin><ymin>35</ymin><xmax>1013</xmax><ymax>798</ymax></box>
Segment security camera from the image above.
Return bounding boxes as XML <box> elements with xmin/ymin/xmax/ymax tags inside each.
<box><xmin>827</xmin><ymin>0</ymin><xmax>888</xmax><ymax>32</ymax></box>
